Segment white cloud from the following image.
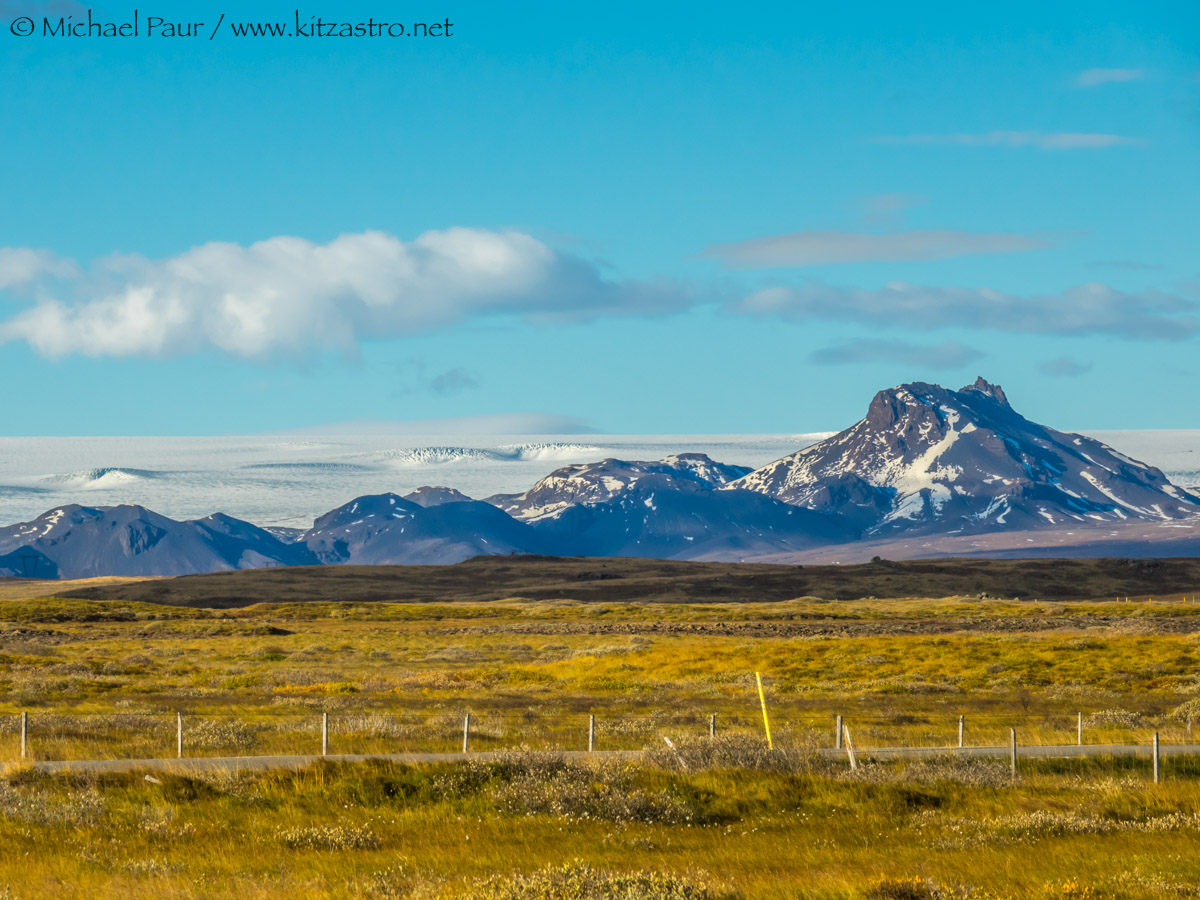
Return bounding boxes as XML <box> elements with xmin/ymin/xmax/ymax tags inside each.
<box><xmin>727</xmin><ymin>282</ymin><xmax>1198</xmax><ymax>340</ymax></box>
<box><xmin>870</xmin><ymin>131</ymin><xmax>1145</xmax><ymax>149</ymax></box>
<box><xmin>0</xmin><ymin>248</ymin><xmax>77</xmax><ymax>291</ymax></box>
<box><xmin>0</xmin><ymin>229</ymin><xmax>692</xmax><ymax>360</ymax></box>
<box><xmin>809</xmin><ymin>339</ymin><xmax>982</xmax><ymax>370</ymax></box>
<box><xmin>1075</xmin><ymin>68</ymin><xmax>1145</xmax><ymax>87</ymax></box>
<box><xmin>701</xmin><ymin>229</ymin><xmax>1050</xmax><ymax>268</ymax></box>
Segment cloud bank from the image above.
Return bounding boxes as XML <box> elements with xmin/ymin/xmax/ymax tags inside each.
<box><xmin>2</xmin><ymin>230</ymin><xmax>1190</xmax><ymax>362</ymax></box>
<box><xmin>0</xmin><ymin>230</ymin><xmax>691</xmax><ymax>360</ymax></box>
<box><xmin>701</xmin><ymin>229</ymin><xmax>1049</xmax><ymax>268</ymax></box>
<box><xmin>728</xmin><ymin>282</ymin><xmax>1198</xmax><ymax>340</ymax></box>
<box><xmin>0</xmin><ymin>248</ymin><xmax>77</xmax><ymax>290</ymax></box>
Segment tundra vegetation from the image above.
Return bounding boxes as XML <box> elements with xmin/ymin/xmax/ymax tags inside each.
<box><xmin>2</xmin><ymin>576</ymin><xmax>1200</xmax><ymax>898</ymax></box>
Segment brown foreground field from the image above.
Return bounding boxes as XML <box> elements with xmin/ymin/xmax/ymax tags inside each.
<box><xmin>3</xmin><ymin>557</ymin><xmax>1200</xmax><ymax>899</ymax></box>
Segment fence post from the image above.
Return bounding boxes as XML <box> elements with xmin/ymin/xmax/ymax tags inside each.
<box><xmin>1153</xmin><ymin>732</ymin><xmax>1160</xmax><ymax>784</ymax></box>
<box><xmin>1078</xmin><ymin>711</ymin><xmax>1083</xmax><ymax>746</ymax></box>
<box><xmin>843</xmin><ymin>725</ymin><xmax>858</xmax><ymax>771</ymax></box>
<box><xmin>321</xmin><ymin>713</ymin><xmax>328</xmax><ymax>756</ymax></box>
<box><xmin>20</xmin><ymin>711</ymin><xmax>27</xmax><ymax>759</ymax></box>
<box><xmin>755</xmin><ymin>672</ymin><xmax>773</xmax><ymax>751</ymax></box>
<box><xmin>176</xmin><ymin>712</ymin><xmax>183</xmax><ymax>759</ymax></box>
<box><xmin>1009</xmin><ymin>728</ymin><xmax>1017</xmax><ymax>778</ymax></box>
<box><xmin>958</xmin><ymin>715</ymin><xmax>964</xmax><ymax>748</ymax></box>
<box><xmin>709</xmin><ymin>714</ymin><xmax>716</xmax><ymax>739</ymax></box>
<box><xmin>462</xmin><ymin>713</ymin><xmax>471</xmax><ymax>753</ymax></box>
<box><xmin>588</xmin><ymin>714</ymin><xmax>595</xmax><ymax>752</ymax></box>
<box><xmin>835</xmin><ymin>715</ymin><xmax>843</xmax><ymax>750</ymax></box>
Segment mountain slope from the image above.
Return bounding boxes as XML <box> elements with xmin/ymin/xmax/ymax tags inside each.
<box><xmin>530</xmin><ymin>474</ymin><xmax>853</xmax><ymax>560</ymax></box>
<box><xmin>0</xmin><ymin>505</ymin><xmax>314</xmax><ymax>578</ymax></box>
<box><xmin>730</xmin><ymin>377</ymin><xmax>1200</xmax><ymax>535</ymax></box>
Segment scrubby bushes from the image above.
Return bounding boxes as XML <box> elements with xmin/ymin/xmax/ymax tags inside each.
<box><xmin>459</xmin><ymin>861</ymin><xmax>726</xmax><ymax>900</ymax></box>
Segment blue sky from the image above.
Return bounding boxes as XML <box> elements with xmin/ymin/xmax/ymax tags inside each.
<box><xmin>0</xmin><ymin>0</ymin><xmax>1197</xmax><ymax>435</ymax></box>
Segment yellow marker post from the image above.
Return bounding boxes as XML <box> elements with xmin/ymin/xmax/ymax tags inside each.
<box><xmin>756</xmin><ymin>671</ymin><xmax>774</xmax><ymax>750</ymax></box>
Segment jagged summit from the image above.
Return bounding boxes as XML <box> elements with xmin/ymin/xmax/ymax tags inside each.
<box><xmin>730</xmin><ymin>378</ymin><xmax>1200</xmax><ymax>535</ymax></box>
<box><xmin>961</xmin><ymin>376</ymin><xmax>1010</xmax><ymax>406</ymax></box>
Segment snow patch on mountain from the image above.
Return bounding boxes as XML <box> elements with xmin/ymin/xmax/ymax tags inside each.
<box><xmin>488</xmin><ymin>453</ymin><xmax>752</xmax><ymax>522</ymax></box>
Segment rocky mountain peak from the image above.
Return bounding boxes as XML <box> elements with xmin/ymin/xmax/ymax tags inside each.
<box><xmin>961</xmin><ymin>376</ymin><xmax>1010</xmax><ymax>406</ymax></box>
<box><xmin>730</xmin><ymin>377</ymin><xmax>1200</xmax><ymax>535</ymax></box>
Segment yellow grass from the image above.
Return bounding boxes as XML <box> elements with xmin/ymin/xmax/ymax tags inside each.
<box><xmin>2</xmin><ymin>589</ymin><xmax>1200</xmax><ymax>897</ymax></box>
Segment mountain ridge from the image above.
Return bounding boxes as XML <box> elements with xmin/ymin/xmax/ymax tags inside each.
<box><xmin>3</xmin><ymin>377</ymin><xmax>1197</xmax><ymax>577</ymax></box>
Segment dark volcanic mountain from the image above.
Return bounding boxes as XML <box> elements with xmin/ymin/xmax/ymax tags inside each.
<box><xmin>531</xmin><ymin>474</ymin><xmax>853</xmax><ymax>560</ymax></box>
<box><xmin>487</xmin><ymin>453</ymin><xmax>751</xmax><ymax>521</ymax></box>
<box><xmin>730</xmin><ymin>377</ymin><xmax>1200</xmax><ymax>535</ymax></box>
<box><xmin>0</xmin><ymin>505</ymin><xmax>315</xmax><ymax>578</ymax></box>
<box><xmin>301</xmin><ymin>493</ymin><xmax>552</xmax><ymax>565</ymax></box>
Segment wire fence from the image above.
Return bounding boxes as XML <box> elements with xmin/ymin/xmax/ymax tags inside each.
<box><xmin>2</xmin><ymin>708</ymin><xmax>1196</xmax><ymax>765</ymax></box>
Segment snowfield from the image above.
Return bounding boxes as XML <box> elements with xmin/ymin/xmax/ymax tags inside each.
<box><xmin>0</xmin><ymin>433</ymin><xmax>831</xmax><ymax>529</ymax></box>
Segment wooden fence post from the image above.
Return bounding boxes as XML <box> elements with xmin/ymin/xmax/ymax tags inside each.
<box><xmin>835</xmin><ymin>715</ymin><xmax>843</xmax><ymax>750</ymax></box>
<box><xmin>20</xmin><ymin>711</ymin><xmax>27</xmax><ymax>759</ymax></box>
<box><xmin>1009</xmin><ymin>728</ymin><xmax>1017</xmax><ymax>778</ymax></box>
<box><xmin>843</xmin><ymin>725</ymin><xmax>857</xmax><ymax>771</ymax></box>
<box><xmin>321</xmin><ymin>713</ymin><xmax>328</xmax><ymax>756</ymax></box>
<box><xmin>462</xmin><ymin>713</ymin><xmax>471</xmax><ymax>753</ymax></box>
<box><xmin>958</xmin><ymin>715</ymin><xmax>964</xmax><ymax>748</ymax></box>
<box><xmin>755</xmin><ymin>672</ymin><xmax>773</xmax><ymax>751</ymax></box>
<box><xmin>588</xmin><ymin>714</ymin><xmax>595</xmax><ymax>752</ymax></box>
<box><xmin>1153</xmin><ymin>732</ymin><xmax>1160</xmax><ymax>784</ymax></box>
<box><xmin>709</xmin><ymin>714</ymin><xmax>716</xmax><ymax>739</ymax></box>
<box><xmin>176</xmin><ymin>712</ymin><xmax>183</xmax><ymax>759</ymax></box>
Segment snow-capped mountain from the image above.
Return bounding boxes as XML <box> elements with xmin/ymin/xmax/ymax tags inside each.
<box><xmin>487</xmin><ymin>453</ymin><xmax>752</xmax><ymax>522</ymax></box>
<box><xmin>0</xmin><ymin>505</ymin><xmax>315</xmax><ymax>578</ymax></box>
<box><xmin>729</xmin><ymin>377</ymin><xmax>1200</xmax><ymax>534</ymax></box>
<box><xmin>301</xmin><ymin>493</ymin><xmax>552</xmax><ymax>565</ymax></box>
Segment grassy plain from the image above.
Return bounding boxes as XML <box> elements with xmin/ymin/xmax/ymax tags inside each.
<box><xmin>3</xmin><ymin>563</ymin><xmax>1200</xmax><ymax>898</ymax></box>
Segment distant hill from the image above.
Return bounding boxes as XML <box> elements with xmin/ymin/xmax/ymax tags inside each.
<box><xmin>0</xmin><ymin>505</ymin><xmax>313</xmax><ymax>579</ymax></box>
<box><xmin>52</xmin><ymin>554</ymin><xmax>1200</xmax><ymax>608</ymax></box>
